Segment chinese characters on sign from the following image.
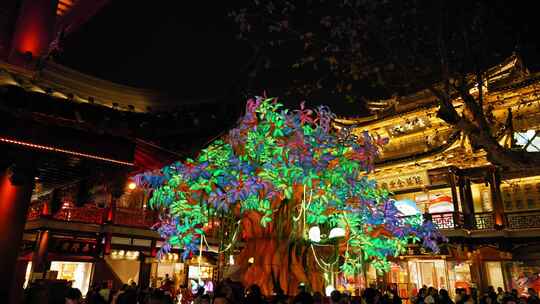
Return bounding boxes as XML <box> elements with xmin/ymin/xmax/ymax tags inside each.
<box><xmin>50</xmin><ymin>237</ymin><xmax>99</xmax><ymax>256</ymax></box>
<box><xmin>379</xmin><ymin>171</ymin><xmax>429</xmax><ymax>191</ymax></box>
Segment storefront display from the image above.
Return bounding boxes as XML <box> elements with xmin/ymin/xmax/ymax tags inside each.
<box><xmin>408</xmin><ymin>259</ymin><xmax>448</xmax><ymax>291</ymax></box>
<box><xmin>386</xmin><ymin>258</ymin><xmax>474</xmax><ymax>298</ymax></box>
<box><xmin>447</xmin><ymin>262</ymin><xmax>472</xmax><ymax>294</ymax></box>
<box><xmin>485</xmin><ymin>262</ymin><xmax>505</xmax><ymax>291</ymax></box>
<box><xmin>389</xmin><ymin>262</ymin><xmax>411</xmax><ymax>299</ymax></box>
<box><xmin>507</xmin><ymin>261</ymin><xmax>540</xmax><ymax>296</ymax></box>
<box><xmin>336</xmin><ymin>275</ymin><xmax>362</xmax><ymax>295</ymax></box>
<box><xmin>156</xmin><ymin>261</ymin><xmax>185</xmax><ymax>287</ymax></box>
<box><xmin>188</xmin><ymin>265</ymin><xmax>214</xmax><ymax>293</ymax></box>
<box><xmin>49</xmin><ymin>261</ymin><xmax>93</xmax><ymax>295</ymax></box>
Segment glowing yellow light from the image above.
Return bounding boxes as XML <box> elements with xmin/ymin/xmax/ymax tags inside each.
<box><xmin>308</xmin><ymin>226</ymin><xmax>321</xmax><ymax>242</ymax></box>
<box><xmin>328</xmin><ymin>227</ymin><xmax>346</xmax><ymax>239</ymax></box>
<box><xmin>326</xmin><ymin>285</ymin><xmax>335</xmax><ymax>296</ymax></box>
<box><xmin>128</xmin><ymin>182</ymin><xmax>137</xmax><ymax>190</ymax></box>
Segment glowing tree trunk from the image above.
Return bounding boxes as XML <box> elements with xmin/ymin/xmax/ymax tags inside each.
<box><xmin>232</xmin><ymin>202</ymin><xmax>327</xmax><ymax>295</ymax></box>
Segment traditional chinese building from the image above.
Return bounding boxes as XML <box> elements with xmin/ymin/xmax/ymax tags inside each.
<box><xmin>338</xmin><ymin>54</ymin><xmax>540</xmax><ymax>298</ymax></box>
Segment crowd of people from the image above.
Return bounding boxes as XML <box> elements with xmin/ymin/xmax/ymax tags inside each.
<box><xmin>411</xmin><ymin>286</ymin><xmax>540</xmax><ymax>304</ymax></box>
<box><xmin>23</xmin><ymin>279</ymin><xmax>176</xmax><ymax>304</ymax></box>
<box><xmin>22</xmin><ymin>277</ymin><xmax>540</xmax><ymax>304</ymax></box>
<box><xmin>182</xmin><ymin>283</ymin><xmax>540</xmax><ymax>304</ymax></box>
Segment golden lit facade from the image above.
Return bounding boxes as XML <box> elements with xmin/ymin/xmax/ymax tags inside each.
<box><xmin>337</xmin><ymin>55</ymin><xmax>540</xmax><ymax>296</ymax></box>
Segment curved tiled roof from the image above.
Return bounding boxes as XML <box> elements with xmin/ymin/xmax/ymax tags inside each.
<box><xmin>336</xmin><ymin>54</ymin><xmax>528</xmax><ymax>122</ymax></box>
<box><xmin>0</xmin><ymin>60</ymin><xmax>217</xmax><ymax>113</ymax></box>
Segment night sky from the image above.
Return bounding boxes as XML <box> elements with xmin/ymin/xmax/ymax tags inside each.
<box><xmin>57</xmin><ymin>0</ymin><xmax>540</xmax><ymax>111</ymax></box>
<box><xmin>58</xmin><ymin>1</ymin><xmax>250</xmax><ymax>99</ymax></box>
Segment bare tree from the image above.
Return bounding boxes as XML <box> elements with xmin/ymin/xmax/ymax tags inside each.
<box><xmin>230</xmin><ymin>0</ymin><xmax>540</xmax><ymax>170</ymax></box>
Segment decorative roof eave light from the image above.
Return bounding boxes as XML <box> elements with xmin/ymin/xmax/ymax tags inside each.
<box><xmin>0</xmin><ymin>137</ymin><xmax>134</xmax><ymax>166</ymax></box>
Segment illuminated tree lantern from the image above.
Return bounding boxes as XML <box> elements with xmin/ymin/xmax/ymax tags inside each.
<box><xmin>135</xmin><ymin>97</ymin><xmax>444</xmax><ymax>295</ymax></box>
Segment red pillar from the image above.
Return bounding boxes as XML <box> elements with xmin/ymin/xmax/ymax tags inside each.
<box><xmin>103</xmin><ymin>232</ymin><xmax>112</xmax><ymax>255</ymax></box>
<box><xmin>106</xmin><ymin>196</ymin><xmax>117</xmax><ymax>223</ymax></box>
<box><xmin>0</xmin><ymin>166</ymin><xmax>35</xmax><ymax>303</ymax></box>
<box><xmin>150</xmin><ymin>239</ymin><xmax>157</xmax><ymax>258</ymax></box>
<box><xmin>9</xmin><ymin>0</ymin><xmax>59</xmax><ymax>63</ymax></box>
<box><xmin>31</xmin><ymin>230</ymin><xmax>50</xmax><ymax>274</ymax></box>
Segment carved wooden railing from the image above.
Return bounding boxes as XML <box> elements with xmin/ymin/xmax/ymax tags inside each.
<box><xmin>429</xmin><ymin>212</ymin><xmax>464</xmax><ymax>229</ymax></box>
<box><xmin>400</xmin><ymin>212</ymin><xmax>463</xmax><ymax>229</ymax></box>
<box><xmin>113</xmin><ymin>207</ymin><xmax>157</xmax><ymax>228</ymax></box>
<box><xmin>506</xmin><ymin>210</ymin><xmax>540</xmax><ymax>229</ymax></box>
<box><xmin>26</xmin><ymin>205</ymin><xmax>157</xmax><ymax>228</ymax></box>
<box><xmin>395</xmin><ymin>211</ymin><xmax>540</xmax><ymax>231</ymax></box>
<box><xmin>53</xmin><ymin>206</ymin><xmax>106</xmax><ymax>224</ymax></box>
<box><xmin>474</xmin><ymin>212</ymin><xmax>495</xmax><ymax>230</ymax></box>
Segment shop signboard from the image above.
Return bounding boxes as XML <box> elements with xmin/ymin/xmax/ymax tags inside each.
<box><xmin>50</xmin><ymin>237</ymin><xmax>99</xmax><ymax>256</ymax></box>
<box><xmin>379</xmin><ymin>171</ymin><xmax>430</xmax><ymax>191</ymax></box>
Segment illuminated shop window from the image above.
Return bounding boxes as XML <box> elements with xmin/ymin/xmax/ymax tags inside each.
<box><xmin>388</xmin><ymin>262</ymin><xmax>410</xmax><ymax>299</ymax></box>
<box><xmin>447</xmin><ymin>262</ymin><xmax>472</xmax><ymax>296</ymax></box>
<box><xmin>486</xmin><ymin>262</ymin><xmax>505</xmax><ymax>291</ymax></box>
<box><xmin>188</xmin><ymin>265</ymin><xmax>213</xmax><ymax>280</ymax></box>
<box><xmin>366</xmin><ymin>264</ymin><xmax>378</xmax><ymax>287</ymax></box>
<box><xmin>501</xmin><ymin>176</ymin><xmax>540</xmax><ymax>211</ymax></box>
<box><xmin>508</xmin><ymin>262</ymin><xmax>540</xmax><ymax>296</ymax></box>
<box><xmin>187</xmin><ymin>266</ymin><xmax>214</xmax><ymax>293</ymax></box>
<box><xmin>408</xmin><ymin>259</ymin><xmax>449</xmax><ymax>292</ymax></box>
<box><xmin>471</xmin><ymin>183</ymin><xmax>493</xmax><ymax>212</ymax></box>
<box><xmin>514</xmin><ymin>130</ymin><xmax>540</xmax><ymax>152</ymax></box>
<box><xmin>49</xmin><ymin>261</ymin><xmax>93</xmax><ymax>295</ymax></box>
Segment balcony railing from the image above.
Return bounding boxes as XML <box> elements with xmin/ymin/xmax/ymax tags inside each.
<box><xmin>429</xmin><ymin>212</ymin><xmax>464</xmax><ymax>229</ymax></box>
<box><xmin>401</xmin><ymin>212</ymin><xmax>463</xmax><ymax>229</ymax></box>
<box><xmin>53</xmin><ymin>206</ymin><xmax>105</xmax><ymax>224</ymax></box>
<box><xmin>506</xmin><ymin>210</ymin><xmax>540</xmax><ymax>229</ymax></box>
<box><xmin>27</xmin><ymin>207</ymin><xmax>540</xmax><ymax>231</ymax></box>
<box><xmin>474</xmin><ymin>212</ymin><xmax>495</xmax><ymax>230</ymax></box>
<box><xmin>26</xmin><ymin>205</ymin><xmax>157</xmax><ymax>228</ymax></box>
<box><xmin>114</xmin><ymin>208</ymin><xmax>157</xmax><ymax>228</ymax></box>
